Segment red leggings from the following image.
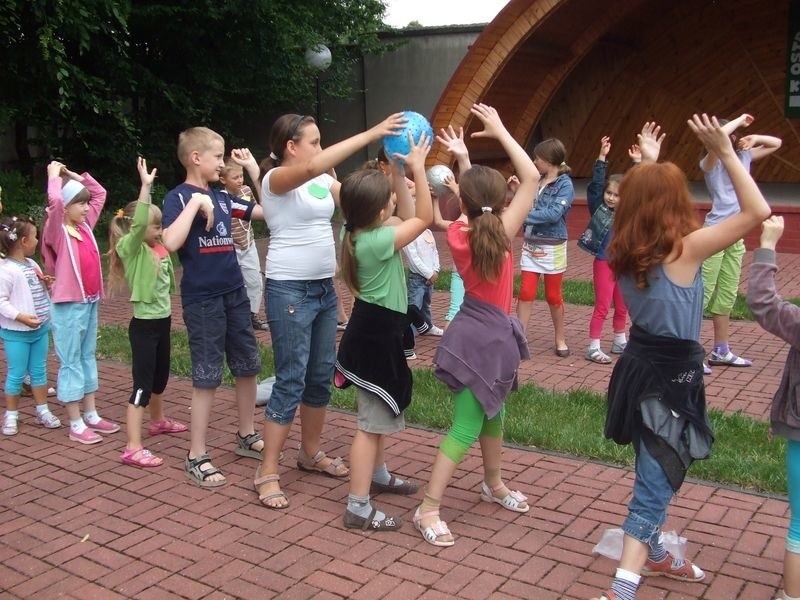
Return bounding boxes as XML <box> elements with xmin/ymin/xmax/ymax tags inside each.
<box><xmin>519</xmin><ymin>271</ymin><xmax>563</xmax><ymax>306</ymax></box>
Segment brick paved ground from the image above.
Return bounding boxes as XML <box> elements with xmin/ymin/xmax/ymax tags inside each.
<box><xmin>0</xmin><ymin>236</ymin><xmax>794</xmax><ymax>599</ymax></box>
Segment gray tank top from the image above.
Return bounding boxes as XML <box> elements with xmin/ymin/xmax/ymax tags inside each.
<box><xmin>619</xmin><ymin>264</ymin><xmax>703</xmax><ymax>341</ymax></box>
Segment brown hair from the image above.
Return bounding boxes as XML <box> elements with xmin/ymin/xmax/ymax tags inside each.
<box><xmin>221</xmin><ymin>157</ymin><xmax>243</xmax><ymax>176</ymax></box>
<box><xmin>107</xmin><ymin>201</ymin><xmax>163</xmax><ymax>295</ymax></box>
<box><xmin>262</xmin><ymin>114</ymin><xmax>316</xmax><ymax>171</ymax></box>
<box><xmin>0</xmin><ymin>216</ymin><xmax>36</xmax><ymax>258</ymax></box>
<box><xmin>607</xmin><ymin>162</ymin><xmax>699</xmax><ymax>288</ymax></box>
<box><xmin>533</xmin><ymin>138</ymin><xmax>571</xmax><ymax>176</ymax></box>
<box><xmin>177</xmin><ymin>127</ymin><xmax>224</xmax><ymax>168</ymax></box>
<box><xmin>338</xmin><ymin>169</ymin><xmax>393</xmax><ymax>295</ymax></box>
<box><xmin>458</xmin><ymin>165</ymin><xmax>509</xmax><ymax>282</ymax></box>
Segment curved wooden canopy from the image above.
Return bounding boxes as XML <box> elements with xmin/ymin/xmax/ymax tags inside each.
<box><xmin>431</xmin><ymin>0</ymin><xmax>800</xmax><ymax>182</ymax></box>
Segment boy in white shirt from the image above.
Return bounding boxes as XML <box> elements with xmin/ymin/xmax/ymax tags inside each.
<box><xmin>403</xmin><ymin>228</ymin><xmax>443</xmax><ymax>336</ymax></box>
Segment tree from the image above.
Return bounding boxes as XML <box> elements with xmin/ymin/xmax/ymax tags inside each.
<box><xmin>0</xmin><ymin>0</ymin><xmax>390</xmax><ymax>188</ymax></box>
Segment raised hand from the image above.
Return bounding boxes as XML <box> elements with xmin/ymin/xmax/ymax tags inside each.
<box><xmin>599</xmin><ymin>136</ymin><xmax>611</xmax><ymax>161</ymax></box>
<box><xmin>687</xmin><ymin>114</ymin><xmax>733</xmax><ymax>158</ymax></box>
<box><xmin>137</xmin><ymin>157</ymin><xmax>157</xmax><ymax>186</ymax></box>
<box><xmin>436</xmin><ymin>125</ymin><xmax>469</xmax><ymax>158</ymax></box>
<box><xmin>469</xmin><ymin>103</ymin><xmax>508</xmax><ymax>140</ymax></box>
<box><xmin>371</xmin><ymin>112</ymin><xmax>407</xmax><ymax>140</ymax></box>
<box><xmin>507</xmin><ymin>175</ymin><xmax>520</xmax><ymax>194</ymax></box>
<box><xmin>231</xmin><ymin>148</ymin><xmax>257</xmax><ymax>169</ymax></box>
<box><xmin>637</xmin><ymin>122</ymin><xmax>666</xmax><ymax>163</ymax></box>
<box><xmin>759</xmin><ymin>215</ymin><xmax>783</xmax><ymax>250</ymax></box>
<box><xmin>444</xmin><ymin>174</ymin><xmax>459</xmax><ymax>195</ymax></box>
<box><xmin>737</xmin><ymin>135</ymin><xmax>758</xmax><ymax>151</ymax></box>
<box><xmin>394</xmin><ymin>131</ymin><xmax>432</xmax><ymax>171</ymax></box>
<box><xmin>628</xmin><ymin>144</ymin><xmax>642</xmax><ymax>163</ymax></box>
<box><xmin>47</xmin><ymin>161</ymin><xmax>64</xmax><ymax>179</ymax></box>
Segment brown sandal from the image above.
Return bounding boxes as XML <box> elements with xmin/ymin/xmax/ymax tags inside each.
<box><xmin>254</xmin><ymin>471</ymin><xmax>289</xmax><ymax>509</ymax></box>
<box><xmin>297</xmin><ymin>448</ymin><xmax>349</xmax><ymax>478</ymax></box>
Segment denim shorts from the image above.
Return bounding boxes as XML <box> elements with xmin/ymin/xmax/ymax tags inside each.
<box><xmin>622</xmin><ymin>439</ymin><xmax>675</xmax><ymax>546</ymax></box>
<box><xmin>265</xmin><ymin>278</ymin><xmax>337</xmax><ymax>425</ymax></box>
<box><xmin>182</xmin><ymin>286</ymin><xmax>261</xmax><ymax>388</ymax></box>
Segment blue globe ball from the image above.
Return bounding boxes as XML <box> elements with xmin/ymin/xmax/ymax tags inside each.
<box><xmin>382</xmin><ymin>111</ymin><xmax>433</xmax><ymax>160</ymax></box>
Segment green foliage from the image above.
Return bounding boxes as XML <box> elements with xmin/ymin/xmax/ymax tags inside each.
<box><xmin>95</xmin><ymin>324</ymin><xmax>789</xmax><ymax>494</ymax></box>
<box><xmin>1</xmin><ymin>0</ymin><xmax>391</xmax><ymax>185</ymax></box>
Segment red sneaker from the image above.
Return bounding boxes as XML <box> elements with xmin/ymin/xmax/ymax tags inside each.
<box><xmin>643</xmin><ymin>555</ymin><xmax>705</xmax><ymax>581</ymax></box>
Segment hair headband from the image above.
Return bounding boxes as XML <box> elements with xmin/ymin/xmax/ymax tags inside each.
<box><xmin>62</xmin><ymin>180</ymin><xmax>87</xmax><ymax>204</ymax></box>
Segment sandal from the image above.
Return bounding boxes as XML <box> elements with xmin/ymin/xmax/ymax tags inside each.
<box><xmin>120</xmin><ymin>447</ymin><xmax>163</xmax><ymax>468</ymax></box>
<box><xmin>413</xmin><ymin>507</ymin><xmax>454</xmax><ymax>547</ymax></box>
<box><xmin>254</xmin><ymin>470</ymin><xmax>289</xmax><ymax>509</ymax></box>
<box><xmin>585</xmin><ymin>347</ymin><xmax>612</xmax><ymax>364</ymax></box>
<box><xmin>148</xmin><ymin>418</ymin><xmax>188</xmax><ymax>436</ymax></box>
<box><xmin>370</xmin><ymin>474</ymin><xmax>419</xmax><ymax>496</ymax></box>
<box><xmin>479</xmin><ymin>481</ymin><xmax>530</xmax><ymax>513</ymax></box>
<box><xmin>591</xmin><ymin>592</ymin><xmax>618</xmax><ymax>600</ymax></box>
<box><xmin>343</xmin><ymin>508</ymin><xmax>402</xmax><ymax>531</ymax></box>
<box><xmin>297</xmin><ymin>448</ymin><xmax>349</xmax><ymax>478</ymax></box>
<box><xmin>184</xmin><ymin>453</ymin><xmax>226</xmax><ymax>488</ymax></box>
<box><xmin>235</xmin><ymin>431</ymin><xmax>264</xmax><ymax>459</ymax></box>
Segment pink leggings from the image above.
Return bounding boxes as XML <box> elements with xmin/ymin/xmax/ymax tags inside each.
<box><xmin>590</xmin><ymin>258</ymin><xmax>628</xmax><ymax>339</ymax></box>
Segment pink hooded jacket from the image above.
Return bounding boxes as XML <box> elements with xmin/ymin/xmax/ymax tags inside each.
<box><xmin>41</xmin><ymin>173</ymin><xmax>106</xmax><ymax>303</ymax></box>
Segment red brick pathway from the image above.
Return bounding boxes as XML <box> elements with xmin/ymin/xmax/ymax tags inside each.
<box><xmin>0</xmin><ymin>237</ymin><xmax>793</xmax><ymax>599</ymax></box>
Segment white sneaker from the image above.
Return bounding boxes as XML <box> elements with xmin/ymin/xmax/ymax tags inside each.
<box><xmin>36</xmin><ymin>411</ymin><xmax>61</xmax><ymax>429</ymax></box>
<box><xmin>428</xmin><ymin>325</ymin><xmax>444</xmax><ymax>337</ymax></box>
<box><xmin>406</xmin><ymin>352</ymin><xmax>417</xmax><ymax>360</ymax></box>
<box><xmin>3</xmin><ymin>414</ymin><xmax>18</xmax><ymax>436</ymax></box>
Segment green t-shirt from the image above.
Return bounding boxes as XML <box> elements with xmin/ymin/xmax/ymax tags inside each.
<box><xmin>353</xmin><ymin>226</ymin><xmax>407</xmax><ymax>314</ymax></box>
<box><xmin>133</xmin><ymin>255</ymin><xmax>172</xmax><ymax>319</ymax></box>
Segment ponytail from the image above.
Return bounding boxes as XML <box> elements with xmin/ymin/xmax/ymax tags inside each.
<box><xmin>106</xmin><ymin>201</ymin><xmax>139</xmax><ymax>295</ymax></box>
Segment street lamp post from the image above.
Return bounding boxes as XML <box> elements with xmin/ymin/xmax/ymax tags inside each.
<box><xmin>304</xmin><ymin>44</ymin><xmax>332</xmax><ymax>124</ymax></box>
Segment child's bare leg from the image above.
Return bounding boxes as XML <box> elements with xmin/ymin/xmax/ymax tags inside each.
<box><xmin>256</xmin><ymin>421</ymin><xmax>290</xmax><ymax>508</ymax></box>
<box><xmin>299</xmin><ymin>404</ymin><xmax>344</xmax><ymax>472</ymax></box>
<box><xmin>235</xmin><ymin>375</ymin><xmax>262</xmax><ymax>449</ymax></box>
<box><xmin>5</xmin><ymin>393</ymin><xmax>19</xmax><ymax>412</ymax></box>
<box><xmin>127</xmin><ymin>404</ymin><xmax>144</xmax><ymax>450</ymax></box>
<box><xmin>417</xmin><ymin>451</ymin><xmax>458</xmax><ymax>542</ymax></box>
<box><xmin>189</xmin><ymin>387</ymin><xmax>224</xmax><ymax>483</ymax></box>
<box><xmin>550</xmin><ymin>303</ymin><xmax>567</xmax><ymax>351</ymax></box>
<box><xmin>30</xmin><ymin>385</ymin><xmax>48</xmax><ymax>408</ymax></box>
<box><xmin>82</xmin><ymin>392</ymin><xmax>96</xmax><ymax>414</ymax></box>
<box><xmin>785</xmin><ymin>549</ymin><xmax>800</xmax><ymax>597</ymax></box>
<box><xmin>349</xmin><ymin>430</ymin><xmax>379</xmax><ymax>496</ymax></box>
<box><xmin>64</xmin><ymin>401</ymin><xmax>82</xmax><ymax>421</ymax></box>
<box><xmin>516</xmin><ymin>300</ymin><xmax>533</xmax><ymax>333</ymax></box>
<box><xmin>148</xmin><ymin>392</ymin><xmax>165</xmax><ymax>423</ymax></box>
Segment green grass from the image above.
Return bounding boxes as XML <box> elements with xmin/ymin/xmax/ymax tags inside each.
<box><xmin>432</xmin><ymin>268</ymin><xmax>800</xmax><ymax>321</ymax></box>
<box><xmin>96</xmin><ymin>324</ymin><xmax>788</xmax><ymax>495</ymax></box>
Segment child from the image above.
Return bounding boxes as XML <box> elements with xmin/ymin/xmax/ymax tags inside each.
<box><xmin>161</xmin><ymin>131</ymin><xmax>265</xmax><ymax>487</ymax></box>
<box><xmin>107</xmin><ymin>157</ymin><xmax>187</xmax><ymax>468</ymax></box>
<box><xmin>41</xmin><ymin>161</ymin><xmax>119</xmax><ymax>444</ymax></box>
<box><xmin>594</xmin><ymin>115</ymin><xmax>771</xmax><ymax>600</ymax></box>
<box><xmin>413</xmin><ymin>103</ymin><xmax>539</xmax><ymax>547</ymax></box>
<box><xmin>334</xmin><ymin>132</ymin><xmax>432</xmax><ymax>530</ymax></box>
<box><xmin>0</xmin><ymin>216</ymin><xmax>61</xmax><ymax>435</ymax></box>
<box><xmin>517</xmin><ymin>138</ymin><xmax>574</xmax><ymax>356</ymax></box>
<box><xmin>746</xmin><ymin>215</ymin><xmax>800</xmax><ymax>600</ymax></box>
<box><xmin>403</xmin><ymin>227</ymin><xmax>442</xmax><ymax>336</ymax></box>
<box><xmin>219</xmin><ymin>157</ymin><xmax>269</xmax><ymax>331</ymax></box>
<box><xmin>578</xmin><ymin>135</ymin><xmax>628</xmax><ymax>364</ymax></box>
<box><xmin>254</xmin><ymin>112</ymin><xmax>404</xmax><ymax>509</ymax></box>
<box><xmin>700</xmin><ymin>113</ymin><xmax>782</xmax><ymax>373</ymax></box>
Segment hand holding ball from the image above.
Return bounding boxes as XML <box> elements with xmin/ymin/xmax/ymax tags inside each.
<box><xmin>382</xmin><ymin>111</ymin><xmax>434</xmax><ymax>161</ymax></box>
<box><xmin>426</xmin><ymin>164</ymin><xmax>455</xmax><ymax>197</ymax></box>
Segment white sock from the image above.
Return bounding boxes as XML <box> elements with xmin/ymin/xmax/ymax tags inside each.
<box><xmin>783</xmin><ymin>593</ymin><xmax>800</xmax><ymax>600</ymax></box>
<box><xmin>83</xmin><ymin>409</ymin><xmax>100</xmax><ymax>425</ymax></box>
<box><xmin>70</xmin><ymin>418</ymin><xmax>87</xmax><ymax>434</ymax></box>
<box><xmin>614</xmin><ymin>332</ymin><xmax>627</xmax><ymax>345</ymax></box>
<box><xmin>588</xmin><ymin>339</ymin><xmax>601</xmax><ymax>350</ymax></box>
<box><xmin>5</xmin><ymin>410</ymin><xmax>19</xmax><ymax>419</ymax></box>
<box><xmin>35</xmin><ymin>404</ymin><xmax>51</xmax><ymax>416</ymax></box>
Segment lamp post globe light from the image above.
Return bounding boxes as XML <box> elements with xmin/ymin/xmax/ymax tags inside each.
<box><xmin>305</xmin><ymin>44</ymin><xmax>332</xmax><ymax>124</ymax></box>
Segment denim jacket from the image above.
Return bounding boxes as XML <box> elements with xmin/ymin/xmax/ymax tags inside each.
<box><xmin>523</xmin><ymin>173</ymin><xmax>574</xmax><ymax>241</ymax></box>
<box><xmin>578</xmin><ymin>160</ymin><xmax>614</xmax><ymax>258</ymax></box>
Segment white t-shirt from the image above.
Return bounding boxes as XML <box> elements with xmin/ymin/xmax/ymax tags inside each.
<box><xmin>261</xmin><ymin>170</ymin><xmax>336</xmax><ymax>280</ymax></box>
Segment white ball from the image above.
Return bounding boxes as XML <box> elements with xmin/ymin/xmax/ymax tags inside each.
<box><xmin>305</xmin><ymin>45</ymin><xmax>332</xmax><ymax>71</ymax></box>
<box><xmin>426</xmin><ymin>164</ymin><xmax>455</xmax><ymax>196</ymax></box>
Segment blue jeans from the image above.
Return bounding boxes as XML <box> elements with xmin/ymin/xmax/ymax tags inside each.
<box><xmin>407</xmin><ymin>272</ymin><xmax>432</xmax><ymax>329</ymax></box>
<box><xmin>51</xmin><ymin>301</ymin><xmax>98</xmax><ymax>402</ymax></box>
<box><xmin>265</xmin><ymin>278</ymin><xmax>337</xmax><ymax>425</ymax></box>
<box><xmin>622</xmin><ymin>439</ymin><xmax>675</xmax><ymax>546</ymax></box>
<box><xmin>0</xmin><ymin>324</ymin><xmax>51</xmax><ymax>394</ymax></box>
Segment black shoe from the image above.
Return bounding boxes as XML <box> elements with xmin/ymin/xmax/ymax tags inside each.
<box><xmin>251</xmin><ymin>314</ymin><xmax>269</xmax><ymax>331</ymax></box>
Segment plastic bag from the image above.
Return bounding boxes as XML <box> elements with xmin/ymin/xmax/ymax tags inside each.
<box><xmin>255</xmin><ymin>376</ymin><xmax>276</xmax><ymax>407</ymax></box>
<box><xmin>592</xmin><ymin>528</ymin><xmax>687</xmax><ymax>561</ymax></box>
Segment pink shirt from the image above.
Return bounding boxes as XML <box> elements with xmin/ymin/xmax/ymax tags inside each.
<box><xmin>76</xmin><ymin>235</ymin><xmax>101</xmax><ymax>298</ymax></box>
<box><xmin>447</xmin><ymin>221</ymin><xmax>514</xmax><ymax>314</ymax></box>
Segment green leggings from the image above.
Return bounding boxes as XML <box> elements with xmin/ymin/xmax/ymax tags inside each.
<box><xmin>440</xmin><ymin>388</ymin><xmax>504</xmax><ymax>463</ymax></box>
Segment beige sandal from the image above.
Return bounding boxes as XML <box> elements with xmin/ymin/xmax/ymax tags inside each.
<box><xmin>254</xmin><ymin>471</ymin><xmax>289</xmax><ymax>509</ymax></box>
<box><xmin>297</xmin><ymin>448</ymin><xmax>349</xmax><ymax>478</ymax></box>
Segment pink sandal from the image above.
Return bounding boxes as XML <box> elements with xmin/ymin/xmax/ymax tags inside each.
<box><xmin>413</xmin><ymin>507</ymin><xmax>455</xmax><ymax>547</ymax></box>
<box><xmin>148</xmin><ymin>418</ymin><xmax>188</xmax><ymax>436</ymax></box>
<box><xmin>120</xmin><ymin>447</ymin><xmax>163</xmax><ymax>468</ymax></box>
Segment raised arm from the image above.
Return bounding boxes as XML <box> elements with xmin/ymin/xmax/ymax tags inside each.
<box><xmin>436</xmin><ymin>125</ymin><xmax>472</xmax><ymax>175</ymax></box>
<box><xmin>681</xmin><ymin>114</ymin><xmax>771</xmax><ymax>266</ymax></box>
<box><xmin>231</xmin><ymin>148</ymin><xmax>262</xmax><ymax>202</ymax></box>
<box><xmin>738</xmin><ymin>134</ymin><xmax>782</xmax><ymax>162</ymax></box>
<box><xmin>268</xmin><ymin>113</ymin><xmax>406</xmax><ymax>195</ymax></box>
<box><xmin>586</xmin><ymin>136</ymin><xmax>610</xmax><ymax>213</ymax></box>
<box><xmin>391</xmin><ymin>132</ymin><xmax>433</xmax><ymax>250</ymax></box>
<box><xmin>700</xmin><ymin>113</ymin><xmax>754</xmax><ymax>171</ymax></box>
<box><xmin>469</xmin><ymin>103</ymin><xmax>539</xmax><ymax>240</ymax></box>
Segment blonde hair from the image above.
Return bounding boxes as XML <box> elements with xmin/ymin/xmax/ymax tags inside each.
<box><xmin>107</xmin><ymin>201</ymin><xmax>162</xmax><ymax>295</ymax></box>
<box><xmin>177</xmin><ymin>127</ymin><xmax>224</xmax><ymax>167</ymax></box>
